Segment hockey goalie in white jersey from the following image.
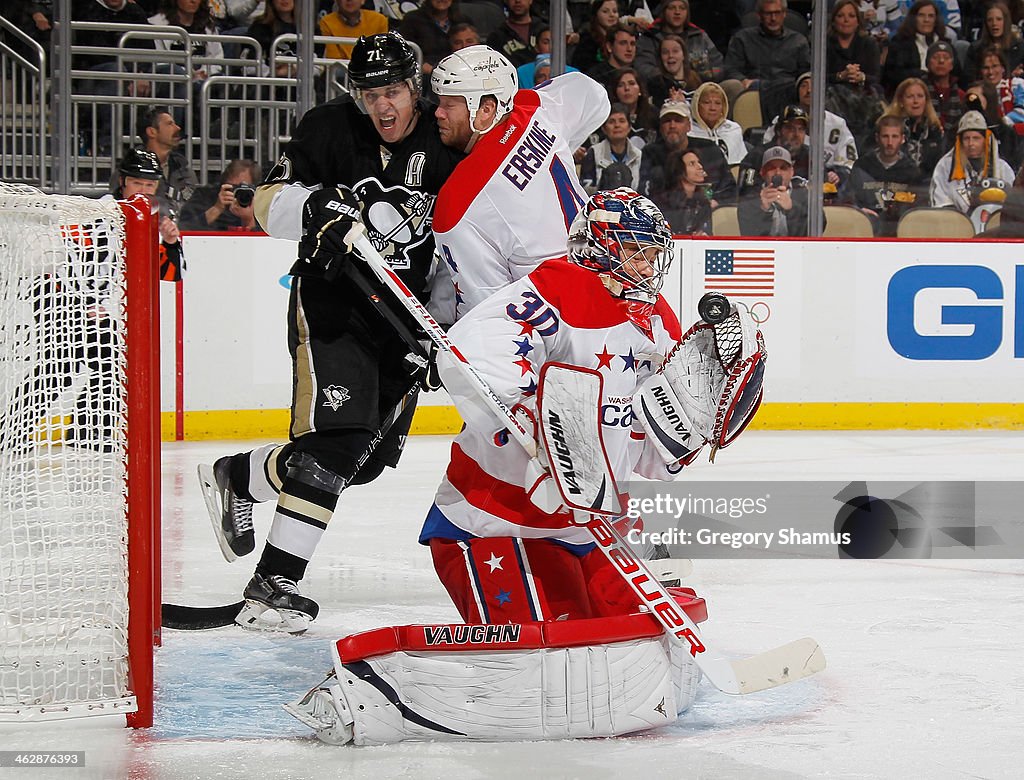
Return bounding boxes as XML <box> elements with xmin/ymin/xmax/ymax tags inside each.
<box><xmin>286</xmin><ymin>189</ymin><xmax>767</xmax><ymax>745</ymax></box>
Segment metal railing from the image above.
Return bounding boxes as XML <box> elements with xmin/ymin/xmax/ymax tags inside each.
<box><xmin>0</xmin><ymin>16</ymin><xmax>47</xmax><ymax>187</ymax></box>
<box><xmin>1</xmin><ymin>18</ymin><xmax>423</xmax><ymax>194</ymax></box>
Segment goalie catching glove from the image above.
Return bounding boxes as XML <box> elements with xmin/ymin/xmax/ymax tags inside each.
<box><xmin>299</xmin><ymin>186</ymin><xmax>365</xmax><ymax>280</ymax></box>
<box><xmin>635</xmin><ymin>303</ymin><xmax>766</xmax><ymax>465</ymax></box>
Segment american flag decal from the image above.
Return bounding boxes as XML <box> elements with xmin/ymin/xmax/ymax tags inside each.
<box><xmin>704</xmin><ymin>248</ymin><xmax>775</xmax><ymax>297</ymax></box>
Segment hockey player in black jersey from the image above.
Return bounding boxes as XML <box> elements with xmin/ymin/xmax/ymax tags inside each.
<box><xmin>197</xmin><ymin>33</ymin><xmax>464</xmax><ymax>633</ymax></box>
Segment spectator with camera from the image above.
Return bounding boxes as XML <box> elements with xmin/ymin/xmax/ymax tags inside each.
<box><xmin>181</xmin><ymin>160</ymin><xmax>262</xmax><ymax>231</ymax></box>
<box><xmin>738</xmin><ymin>146</ymin><xmax>813</xmax><ymax>236</ymax></box>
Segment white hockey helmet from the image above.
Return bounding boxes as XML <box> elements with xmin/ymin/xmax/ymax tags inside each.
<box><xmin>431</xmin><ymin>45</ymin><xmax>518</xmax><ymax>135</ymax></box>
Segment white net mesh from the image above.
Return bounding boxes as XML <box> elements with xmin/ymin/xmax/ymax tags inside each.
<box><xmin>0</xmin><ymin>183</ymin><xmax>133</xmax><ymax>719</ymax></box>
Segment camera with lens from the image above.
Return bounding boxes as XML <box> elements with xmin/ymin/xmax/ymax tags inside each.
<box><xmin>233</xmin><ymin>183</ymin><xmax>256</xmax><ymax>208</ymax></box>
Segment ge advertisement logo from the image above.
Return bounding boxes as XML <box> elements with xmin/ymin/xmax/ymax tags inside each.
<box><xmin>887</xmin><ymin>265</ymin><xmax>1024</xmax><ymax>360</ymax></box>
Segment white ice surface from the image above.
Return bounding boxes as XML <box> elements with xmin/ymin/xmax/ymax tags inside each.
<box><xmin>1</xmin><ymin>432</ymin><xmax>1021</xmax><ymax>779</ymax></box>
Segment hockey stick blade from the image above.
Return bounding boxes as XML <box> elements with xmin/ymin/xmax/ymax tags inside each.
<box><xmin>730</xmin><ymin>637</ymin><xmax>827</xmax><ymax>694</ymax></box>
<box><xmin>162</xmin><ymin>601</ymin><xmax>245</xmax><ymax>630</ymax></box>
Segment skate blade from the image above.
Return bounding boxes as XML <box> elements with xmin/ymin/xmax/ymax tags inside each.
<box><xmin>282</xmin><ymin>687</ymin><xmax>353</xmax><ymax>745</ymax></box>
<box><xmin>235</xmin><ymin>600</ymin><xmax>311</xmax><ymax>634</ymax></box>
<box><xmin>198</xmin><ymin>463</ymin><xmax>237</xmax><ymax>563</ymax></box>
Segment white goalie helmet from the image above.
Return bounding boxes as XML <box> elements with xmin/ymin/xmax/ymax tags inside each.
<box><xmin>431</xmin><ymin>45</ymin><xmax>518</xmax><ymax>135</ymax></box>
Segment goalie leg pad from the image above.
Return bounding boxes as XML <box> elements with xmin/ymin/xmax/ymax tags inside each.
<box><xmin>297</xmin><ymin>614</ymin><xmax>702</xmax><ymax>745</ymax></box>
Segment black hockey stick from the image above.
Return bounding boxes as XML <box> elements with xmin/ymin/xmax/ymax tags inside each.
<box><xmin>162</xmin><ymin>600</ymin><xmax>246</xmax><ymax>630</ymax></box>
<box><xmin>162</xmin><ymin>377</ymin><xmax>423</xmax><ymax>630</ymax></box>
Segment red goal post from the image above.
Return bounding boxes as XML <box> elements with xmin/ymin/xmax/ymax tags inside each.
<box><xmin>0</xmin><ymin>184</ymin><xmax>161</xmax><ymax>727</ymax></box>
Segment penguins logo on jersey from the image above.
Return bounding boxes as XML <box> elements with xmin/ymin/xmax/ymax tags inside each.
<box><xmin>322</xmin><ymin>384</ymin><xmax>351</xmax><ymax>411</ymax></box>
<box><xmin>352</xmin><ymin>178</ymin><xmax>435</xmax><ymax>270</ymax></box>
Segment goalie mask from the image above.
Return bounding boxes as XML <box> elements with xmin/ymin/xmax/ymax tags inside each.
<box><xmin>567</xmin><ymin>188</ymin><xmax>674</xmax><ymax>306</ymax></box>
<box><xmin>431</xmin><ymin>45</ymin><xmax>518</xmax><ymax>136</ymax></box>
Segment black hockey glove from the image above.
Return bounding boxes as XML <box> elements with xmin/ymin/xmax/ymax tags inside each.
<box><xmin>299</xmin><ymin>186</ymin><xmax>363</xmax><ymax>279</ymax></box>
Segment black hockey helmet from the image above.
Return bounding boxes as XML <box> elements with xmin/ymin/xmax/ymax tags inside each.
<box><xmin>118</xmin><ymin>147</ymin><xmax>161</xmax><ymax>180</ymax></box>
<box><xmin>348</xmin><ymin>32</ymin><xmax>419</xmax><ymax>92</ymax></box>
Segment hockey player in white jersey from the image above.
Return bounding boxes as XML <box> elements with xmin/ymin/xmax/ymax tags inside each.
<box><xmin>284</xmin><ymin>189</ymin><xmax>767</xmax><ymax>744</ymax></box>
<box><xmin>429</xmin><ymin>45</ymin><xmax>611</xmax><ymax>322</ymax></box>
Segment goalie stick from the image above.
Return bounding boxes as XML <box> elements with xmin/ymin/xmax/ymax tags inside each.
<box><xmin>537</xmin><ymin>363</ymin><xmax>825</xmax><ymax>694</ymax></box>
<box><xmin>165</xmin><ymin>378</ymin><xmax>422</xmax><ymax>630</ymax></box>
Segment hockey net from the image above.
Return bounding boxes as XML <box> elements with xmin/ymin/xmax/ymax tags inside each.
<box><xmin>0</xmin><ymin>183</ymin><xmax>160</xmax><ymax>727</ymax></box>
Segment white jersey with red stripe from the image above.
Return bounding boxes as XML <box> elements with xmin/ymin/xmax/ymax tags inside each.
<box><xmin>420</xmin><ymin>259</ymin><xmax>684</xmax><ymax>548</ymax></box>
<box><xmin>430</xmin><ymin>72</ymin><xmax>610</xmax><ymax>323</ymax></box>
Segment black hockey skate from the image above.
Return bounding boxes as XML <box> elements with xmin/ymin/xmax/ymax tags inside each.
<box><xmin>235</xmin><ymin>573</ymin><xmax>320</xmax><ymax>634</ymax></box>
<box><xmin>648</xmin><ymin>543</ymin><xmax>692</xmax><ymax>587</ymax></box>
<box><xmin>198</xmin><ymin>456</ymin><xmax>255</xmax><ymax>562</ymax></box>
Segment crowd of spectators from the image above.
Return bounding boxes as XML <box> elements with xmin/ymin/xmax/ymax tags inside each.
<box><xmin>9</xmin><ymin>0</ymin><xmax>1024</xmax><ymax>237</ymax></box>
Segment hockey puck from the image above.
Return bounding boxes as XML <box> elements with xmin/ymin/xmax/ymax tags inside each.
<box><xmin>698</xmin><ymin>292</ymin><xmax>731</xmax><ymax>324</ymax></box>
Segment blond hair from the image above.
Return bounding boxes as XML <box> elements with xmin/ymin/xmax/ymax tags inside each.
<box><xmin>881</xmin><ymin>77</ymin><xmax>943</xmax><ymax>131</ymax></box>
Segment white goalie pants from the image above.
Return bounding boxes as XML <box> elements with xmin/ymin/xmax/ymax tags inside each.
<box><xmin>291</xmin><ymin>613</ymin><xmax>703</xmax><ymax>745</ymax></box>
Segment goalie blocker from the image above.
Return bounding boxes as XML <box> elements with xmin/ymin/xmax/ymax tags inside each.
<box><xmin>285</xmin><ymin>591</ymin><xmax>707</xmax><ymax>745</ymax></box>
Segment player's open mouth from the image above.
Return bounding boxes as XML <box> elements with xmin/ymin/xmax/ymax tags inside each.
<box><xmin>380</xmin><ymin>116</ymin><xmax>397</xmax><ymax>129</ymax></box>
